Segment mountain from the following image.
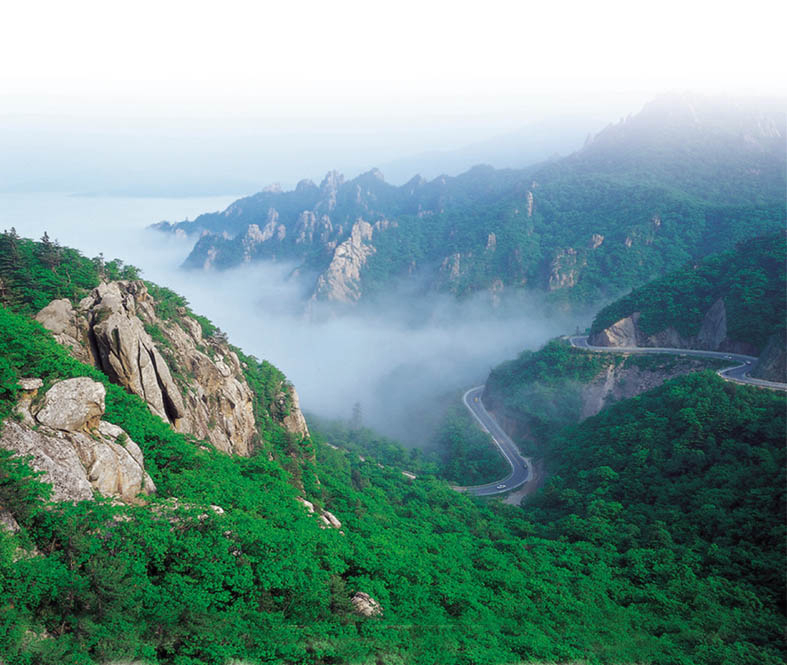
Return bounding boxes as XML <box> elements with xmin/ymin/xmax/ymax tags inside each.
<box><xmin>589</xmin><ymin>232</ymin><xmax>786</xmax><ymax>380</ymax></box>
<box><xmin>0</xmin><ymin>233</ymin><xmax>785</xmax><ymax>663</ymax></box>
<box><xmin>154</xmin><ymin>94</ymin><xmax>786</xmax><ymax>306</ymax></box>
<box><xmin>375</xmin><ymin>112</ymin><xmax>609</xmax><ymax>183</ymax></box>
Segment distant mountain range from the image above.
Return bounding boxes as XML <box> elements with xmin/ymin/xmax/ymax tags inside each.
<box><xmin>153</xmin><ymin>94</ymin><xmax>786</xmax><ymax>307</ymax></box>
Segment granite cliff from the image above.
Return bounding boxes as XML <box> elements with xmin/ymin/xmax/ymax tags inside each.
<box><xmin>0</xmin><ymin>377</ymin><xmax>155</xmax><ymax>504</ymax></box>
<box><xmin>35</xmin><ymin>280</ymin><xmax>308</xmax><ymax>455</ymax></box>
<box><xmin>588</xmin><ymin>297</ymin><xmax>756</xmax><ymax>354</ymax></box>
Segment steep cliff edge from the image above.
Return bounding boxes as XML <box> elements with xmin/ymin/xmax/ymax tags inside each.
<box><xmin>588</xmin><ymin>298</ymin><xmax>757</xmax><ymax>355</ymax></box>
<box><xmin>35</xmin><ymin>280</ymin><xmax>308</xmax><ymax>455</ymax></box>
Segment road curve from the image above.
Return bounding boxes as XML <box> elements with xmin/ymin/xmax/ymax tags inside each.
<box><xmin>456</xmin><ymin>387</ymin><xmax>532</xmax><ymax>497</ymax></box>
<box><xmin>457</xmin><ymin>336</ymin><xmax>785</xmax><ymax>497</ymax></box>
<box><xmin>570</xmin><ymin>336</ymin><xmax>787</xmax><ymax>392</ymax></box>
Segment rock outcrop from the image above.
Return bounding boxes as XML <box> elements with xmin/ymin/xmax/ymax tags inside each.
<box><xmin>548</xmin><ymin>248</ymin><xmax>586</xmax><ymax>291</ymax></box>
<box><xmin>483</xmin><ymin>353</ymin><xmax>722</xmax><ymax>441</ymax></box>
<box><xmin>579</xmin><ymin>358</ymin><xmax>718</xmax><ymax>419</ymax></box>
<box><xmin>0</xmin><ymin>378</ymin><xmax>155</xmax><ymax>504</ymax></box>
<box><xmin>36</xmin><ymin>281</ymin><xmax>309</xmax><ymax>456</ymax></box>
<box><xmin>296</xmin><ymin>497</ymin><xmax>342</xmax><ymax>530</ymax></box>
<box><xmin>589</xmin><ymin>299</ymin><xmax>756</xmax><ymax>354</ymax></box>
<box><xmin>351</xmin><ymin>592</ymin><xmax>383</xmax><ymax>617</ymax></box>
<box><xmin>751</xmin><ymin>333</ymin><xmax>787</xmax><ymax>383</ymax></box>
<box><xmin>35</xmin><ymin>377</ymin><xmax>106</xmax><ymax>432</ymax></box>
<box><xmin>313</xmin><ymin>220</ymin><xmax>376</xmax><ymax>303</ymax></box>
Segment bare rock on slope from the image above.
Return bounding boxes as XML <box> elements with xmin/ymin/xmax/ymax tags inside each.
<box><xmin>351</xmin><ymin>592</ymin><xmax>383</xmax><ymax>617</ymax></box>
<box><xmin>0</xmin><ymin>378</ymin><xmax>155</xmax><ymax>503</ymax></box>
<box><xmin>589</xmin><ymin>299</ymin><xmax>756</xmax><ymax>354</ymax></box>
<box><xmin>35</xmin><ymin>281</ymin><xmax>314</xmax><ymax>456</ymax></box>
<box><xmin>35</xmin><ymin>377</ymin><xmax>105</xmax><ymax>432</ymax></box>
<box><xmin>313</xmin><ymin>220</ymin><xmax>376</xmax><ymax>303</ymax></box>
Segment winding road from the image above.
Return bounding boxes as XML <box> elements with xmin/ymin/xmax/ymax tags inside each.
<box><xmin>458</xmin><ymin>334</ymin><xmax>786</xmax><ymax>497</ymax></box>
<box><xmin>456</xmin><ymin>387</ymin><xmax>532</xmax><ymax>497</ymax></box>
<box><xmin>569</xmin><ymin>336</ymin><xmax>787</xmax><ymax>392</ymax></box>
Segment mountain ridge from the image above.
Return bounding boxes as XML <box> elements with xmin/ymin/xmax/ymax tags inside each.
<box><xmin>153</xmin><ymin>93</ymin><xmax>786</xmax><ymax>307</ymax></box>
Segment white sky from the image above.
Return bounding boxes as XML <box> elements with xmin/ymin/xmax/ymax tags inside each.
<box><xmin>2</xmin><ymin>0</ymin><xmax>784</xmax><ymax>120</ymax></box>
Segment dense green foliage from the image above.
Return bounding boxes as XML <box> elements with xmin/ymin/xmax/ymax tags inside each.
<box><xmin>484</xmin><ymin>339</ymin><xmax>610</xmax><ymax>440</ymax></box>
<box><xmin>1</xmin><ymin>224</ymin><xmax>785</xmax><ymax>663</ymax></box>
<box><xmin>484</xmin><ymin>339</ymin><xmax>725</xmax><ymax>441</ymax></box>
<box><xmin>431</xmin><ymin>402</ymin><xmax>514</xmax><ymax>485</ymax></box>
<box><xmin>308</xmin><ymin>415</ymin><xmax>438</xmax><ymax>476</ymax></box>
<box><xmin>590</xmin><ymin>232</ymin><xmax>787</xmax><ymax>351</ymax></box>
<box><xmin>310</xmin><ymin>403</ymin><xmax>510</xmax><ymax>487</ymax></box>
<box><xmin>529</xmin><ymin>373</ymin><xmax>786</xmax><ymax>664</ymax></box>
<box><xmin>2</xmin><ymin>298</ymin><xmax>784</xmax><ymax>663</ymax></box>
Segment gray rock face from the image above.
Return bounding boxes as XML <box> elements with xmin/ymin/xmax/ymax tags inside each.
<box><xmin>351</xmin><ymin>592</ymin><xmax>383</xmax><ymax>617</ymax></box>
<box><xmin>751</xmin><ymin>333</ymin><xmax>787</xmax><ymax>383</ymax></box>
<box><xmin>35</xmin><ymin>299</ymin><xmax>92</xmax><ymax>364</ymax></box>
<box><xmin>0</xmin><ymin>378</ymin><xmax>155</xmax><ymax>504</ymax></box>
<box><xmin>589</xmin><ymin>298</ymin><xmax>755</xmax><ymax>354</ymax></box>
<box><xmin>36</xmin><ymin>280</ymin><xmax>309</xmax><ymax>456</ymax></box>
<box><xmin>35</xmin><ymin>377</ymin><xmax>106</xmax><ymax>432</ymax></box>
<box><xmin>590</xmin><ymin>314</ymin><xmax>640</xmax><ymax>347</ymax></box>
<box><xmin>84</xmin><ymin>282</ymin><xmax>187</xmax><ymax>427</ymax></box>
<box><xmin>279</xmin><ymin>387</ymin><xmax>310</xmax><ymax>438</ymax></box>
<box><xmin>580</xmin><ymin>358</ymin><xmax>716</xmax><ymax>419</ymax></box>
<box><xmin>0</xmin><ymin>508</ymin><xmax>20</xmax><ymax>534</ymax></box>
<box><xmin>548</xmin><ymin>248</ymin><xmax>586</xmax><ymax>291</ymax></box>
<box><xmin>313</xmin><ymin>220</ymin><xmax>376</xmax><ymax>303</ymax></box>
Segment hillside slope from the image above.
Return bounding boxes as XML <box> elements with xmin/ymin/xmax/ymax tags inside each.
<box><xmin>589</xmin><ymin>232</ymin><xmax>786</xmax><ymax>380</ymax></box>
<box><xmin>0</xmin><ymin>235</ymin><xmax>785</xmax><ymax>664</ymax></box>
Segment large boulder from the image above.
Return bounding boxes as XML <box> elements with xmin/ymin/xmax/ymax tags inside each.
<box><xmin>351</xmin><ymin>592</ymin><xmax>383</xmax><ymax>617</ymax></box>
<box><xmin>0</xmin><ymin>378</ymin><xmax>155</xmax><ymax>504</ymax></box>
<box><xmin>35</xmin><ymin>377</ymin><xmax>105</xmax><ymax>432</ymax></box>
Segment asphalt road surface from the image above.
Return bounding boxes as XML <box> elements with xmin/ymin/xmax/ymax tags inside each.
<box><xmin>457</xmin><ymin>386</ymin><xmax>532</xmax><ymax>497</ymax></box>
<box><xmin>457</xmin><ymin>335</ymin><xmax>786</xmax><ymax>498</ymax></box>
<box><xmin>570</xmin><ymin>336</ymin><xmax>787</xmax><ymax>392</ymax></box>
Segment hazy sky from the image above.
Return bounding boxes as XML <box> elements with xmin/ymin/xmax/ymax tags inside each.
<box><xmin>2</xmin><ymin>0</ymin><xmax>784</xmax><ymax>194</ymax></box>
<box><xmin>3</xmin><ymin>0</ymin><xmax>783</xmax><ymax>115</ymax></box>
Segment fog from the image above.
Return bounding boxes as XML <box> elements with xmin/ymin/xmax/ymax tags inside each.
<box><xmin>4</xmin><ymin>0</ymin><xmax>781</xmax><ymax>442</ymax></box>
<box><xmin>1</xmin><ymin>192</ymin><xmax>584</xmax><ymax>444</ymax></box>
<box><xmin>0</xmin><ymin>102</ymin><xmax>622</xmax><ymax>196</ymax></box>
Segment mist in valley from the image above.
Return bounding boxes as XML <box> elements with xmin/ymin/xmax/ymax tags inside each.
<box><xmin>1</xmin><ymin>192</ymin><xmax>584</xmax><ymax>445</ymax></box>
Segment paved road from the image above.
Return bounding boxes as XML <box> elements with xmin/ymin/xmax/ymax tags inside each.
<box><xmin>456</xmin><ymin>386</ymin><xmax>532</xmax><ymax>497</ymax></box>
<box><xmin>570</xmin><ymin>336</ymin><xmax>787</xmax><ymax>392</ymax></box>
<box><xmin>457</xmin><ymin>335</ymin><xmax>786</xmax><ymax>498</ymax></box>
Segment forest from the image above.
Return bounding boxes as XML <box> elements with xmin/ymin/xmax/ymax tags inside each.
<box><xmin>0</xmin><ymin>235</ymin><xmax>784</xmax><ymax>664</ymax></box>
<box><xmin>590</xmin><ymin>232</ymin><xmax>787</xmax><ymax>351</ymax></box>
<box><xmin>159</xmin><ymin>97</ymin><xmax>786</xmax><ymax>308</ymax></box>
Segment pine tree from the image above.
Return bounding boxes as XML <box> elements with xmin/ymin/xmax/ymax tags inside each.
<box><xmin>350</xmin><ymin>401</ymin><xmax>362</xmax><ymax>431</ymax></box>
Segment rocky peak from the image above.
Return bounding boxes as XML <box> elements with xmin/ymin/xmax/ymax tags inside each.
<box><xmin>296</xmin><ymin>178</ymin><xmax>318</xmax><ymax>193</ymax></box>
<box><xmin>319</xmin><ymin>171</ymin><xmax>344</xmax><ymax>192</ymax></box>
<box><xmin>36</xmin><ymin>280</ymin><xmax>309</xmax><ymax>456</ymax></box>
<box><xmin>313</xmin><ymin>220</ymin><xmax>376</xmax><ymax>303</ymax></box>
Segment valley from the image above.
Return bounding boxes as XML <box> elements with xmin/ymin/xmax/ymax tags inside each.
<box><xmin>0</xmin><ymin>93</ymin><xmax>785</xmax><ymax>665</ymax></box>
